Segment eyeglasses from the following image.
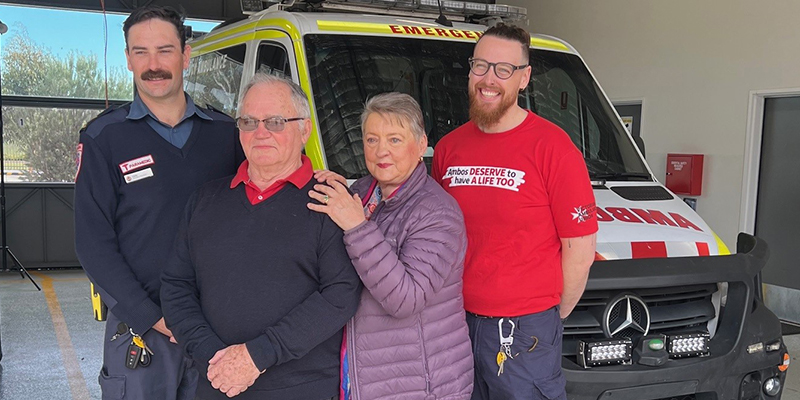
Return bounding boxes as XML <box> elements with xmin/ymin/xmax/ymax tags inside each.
<box><xmin>235</xmin><ymin>116</ymin><xmax>306</xmax><ymax>132</ymax></box>
<box><xmin>468</xmin><ymin>57</ymin><xmax>528</xmax><ymax>80</ymax></box>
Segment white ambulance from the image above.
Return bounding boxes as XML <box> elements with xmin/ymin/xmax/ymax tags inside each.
<box><xmin>185</xmin><ymin>1</ymin><xmax>789</xmax><ymax>397</ymax></box>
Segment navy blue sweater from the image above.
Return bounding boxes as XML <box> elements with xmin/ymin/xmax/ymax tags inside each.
<box><xmin>74</xmin><ymin>103</ymin><xmax>244</xmax><ymax>333</ymax></box>
<box><xmin>160</xmin><ymin>176</ymin><xmax>362</xmax><ymax>400</ymax></box>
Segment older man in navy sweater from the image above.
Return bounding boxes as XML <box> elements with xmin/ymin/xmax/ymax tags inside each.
<box><xmin>161</xmin><ymin>73</ymin><xmax>361</xmax><ymax>400</ymax></box>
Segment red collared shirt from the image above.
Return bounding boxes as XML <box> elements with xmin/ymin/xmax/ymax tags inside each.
<box><xmin>230</xmin><ymin>155</ymin><xmax>313</xmax><ymax>205</ymax></box>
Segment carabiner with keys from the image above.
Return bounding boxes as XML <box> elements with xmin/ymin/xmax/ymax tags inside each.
<box><xmin>498</xmin><ymin>318</ymin><xmax>516</xmax><ymax>346</ymax></box>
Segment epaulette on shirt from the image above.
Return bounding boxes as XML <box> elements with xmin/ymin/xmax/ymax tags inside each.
<box><xmin>80</xmin><ymin>103</ymin><xmax>132</xmax><ymax>138</ymax></box>
<box><xmin>202</xmin><ymin>104</ymin><xmax>235</xmax><ymax>122</ymax></box>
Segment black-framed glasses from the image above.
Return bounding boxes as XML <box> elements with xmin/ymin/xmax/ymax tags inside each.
<box><xmin>235</xmin><ymin>116</ymin><xmax>306</xmax><ymax>132</ymax></box>
<box><xmin>468</xmin><ymin>57</ymin><xmax>528</xmax><ymax>80</ymax></box>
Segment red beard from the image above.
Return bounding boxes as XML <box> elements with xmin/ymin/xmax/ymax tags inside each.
<box><xmin>468</xmin><ymin>85</ymin><xmax>517</xmax><ymax>130</ymax></box>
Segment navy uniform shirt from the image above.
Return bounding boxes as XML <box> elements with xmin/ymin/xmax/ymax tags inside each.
<box><xmin>127</xmin><ymin>93</ymin><xmax>210</xmax><ymax>148</ymax></box>
<box><xmin>74</xmin><ymin>97</ymin><xmax>245</xmax><ymax>333</ymax></box>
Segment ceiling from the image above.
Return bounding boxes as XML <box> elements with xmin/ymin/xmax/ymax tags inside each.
<box><xmin>0</xmin><ymin>0</ymin><xmax>245</xmax><ymax>22</ymax></box>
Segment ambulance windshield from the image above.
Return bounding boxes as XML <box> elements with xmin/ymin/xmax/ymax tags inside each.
<box><xmin>305</xmin><ymin>34</ymin><xmax>650</xmax><ymax>180</ymax></box>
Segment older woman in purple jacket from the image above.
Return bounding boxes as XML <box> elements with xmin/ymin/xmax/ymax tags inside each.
<box><xmin>307</xmin><ymin>92</ymin><xmax>473</xmax><ymax>400</ymax></box>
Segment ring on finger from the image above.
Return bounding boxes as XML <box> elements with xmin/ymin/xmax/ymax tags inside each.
<box><xmin>323</xmin><ymin>195</ymin><xmax>329</xmax><ymax>204</ymax></box>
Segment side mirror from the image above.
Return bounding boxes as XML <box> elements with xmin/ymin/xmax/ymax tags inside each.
<box><xmin>633</xmin><ymin>135</ymin><xmax>646</xmax><ymax>159</ymax></box>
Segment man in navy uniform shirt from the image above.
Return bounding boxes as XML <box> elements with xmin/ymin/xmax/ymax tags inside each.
<box><xmin>74</xmin><ymin>5</ymin><xmax>242</xmax><ymax>400</ymax></box>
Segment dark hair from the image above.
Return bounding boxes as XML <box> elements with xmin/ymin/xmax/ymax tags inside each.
<box><xmin>479</xmin><ymin>23</ymin><xmax>530</xmax><ymax>61</ymax></box>
<box><xmin>123</xmin><ymin>5</ymin><xmax>186</xmax><ymax>50</ymax></box>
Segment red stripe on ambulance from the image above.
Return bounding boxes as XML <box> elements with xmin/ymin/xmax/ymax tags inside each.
<box><xmin>597</xmin><ymin>207</ymin><xmax>703</xmax><ymax>232</ymax></box>
<box><xmin>631</xmin><ymin>242</ymin><xmax>668</xmax><ymax>259</ymax></box>
<box><xmin>696</xmin><ymin>242</ymin><xmax>710</xmax><ymax>256</ymax></box>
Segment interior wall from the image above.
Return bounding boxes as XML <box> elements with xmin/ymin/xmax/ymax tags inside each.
<box><xmin>508</xmin><ymin>0</ymin><xmax>800</xmax><ymax>248</ymax></box>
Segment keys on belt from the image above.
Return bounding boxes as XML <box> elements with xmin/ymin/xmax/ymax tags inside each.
<box><xmin>111</xmin><ymin>322</ymin><xmax>154</xmax><ymax>369</ymax></box>
<box><xmin>495</xmin><ymin>318</ymin><xmax>539</xmax><ymax>376</ymax></box>
<box><xmin>496</xmin><ymin>318</ymin><xmax>518</xmax><ymax>376</ymax></box>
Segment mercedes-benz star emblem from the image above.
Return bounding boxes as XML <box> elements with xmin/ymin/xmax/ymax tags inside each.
<box><xmin>603</xmin><ymin>293</ymin><xmax>650</xmax><ymax>339</ymax></box>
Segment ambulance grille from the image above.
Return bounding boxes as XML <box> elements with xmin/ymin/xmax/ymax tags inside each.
<box><xmin>610</xmin><ymin>186</ymin><xmax>674</xmax><ymax>201</ymax></box>
<box><xmin>562</xmin><ymin>283</ymin><xmax>717</xmax><ymax>356</ymax></box>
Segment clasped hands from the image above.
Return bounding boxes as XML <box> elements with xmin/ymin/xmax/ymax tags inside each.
<box><xmin>207</xmin><ymin>344</ymin><xmax>261</xmax><ymax>398</ymax></box>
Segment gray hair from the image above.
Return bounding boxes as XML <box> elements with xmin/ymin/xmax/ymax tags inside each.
<box><xmin>360</xmin><ymin>92</ymin><xmax>426</xmax><ymax>141</ymax></box>
<box><xmin>237</xmin><ymin>73</ymin><xmax>311</xmax><ymax>120</ymax></box>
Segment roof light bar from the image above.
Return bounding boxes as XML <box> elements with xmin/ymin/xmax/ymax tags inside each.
<box><xmin>241</xmin><ymin>0</ymin><xmax>267</xmax><ymax>13</ymax></box>
<box><xmin>240</xmin><ymin>0</ymin><xmax>526</xmax><ymax>21</ymax></box>
<box><xmin>241</xmin><ymin>0</ymin><xmax>294</xmax><ymax>14</ymax></box>
<box><xmin>463</xmin><ymin>1</ymin><xmax>487</xmax><ymax>14</ymax></box>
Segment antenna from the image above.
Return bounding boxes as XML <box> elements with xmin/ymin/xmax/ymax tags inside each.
<box><xmin>434</xmin><ymin>0</ymin><xmax>453</xmax><ymax>27</ymax></box>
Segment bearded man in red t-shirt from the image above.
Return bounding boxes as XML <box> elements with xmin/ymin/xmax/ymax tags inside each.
<box><xmin>432</xmin><ymin>23</ymin><xmax>598</xmax><ymax>400</ymax></box>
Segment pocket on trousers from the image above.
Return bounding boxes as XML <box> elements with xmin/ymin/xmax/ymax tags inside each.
<box><xmin>533</xmin><ymin>370</ymin><xmax>567</xmax><ymax>400</ymax></box>
<box><xmin>98</xmin><ymin>368</ymin><xmax>126</xmax><ymax>400</ymax></box>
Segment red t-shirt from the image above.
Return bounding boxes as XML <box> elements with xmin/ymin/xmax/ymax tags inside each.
<box><xmin>432</xmin><ymin>111</ymin><xmax>598</xmax><ymax>316</ymax></box>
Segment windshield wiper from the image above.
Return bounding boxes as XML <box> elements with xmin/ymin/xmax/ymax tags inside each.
<box><xmin>590</xmin><ymin>172</ymin><xmax>652</xmax><ymax>181</ymax></box>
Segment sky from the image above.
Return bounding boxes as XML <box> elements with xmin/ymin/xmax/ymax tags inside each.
<box><xmin>0</xmin><ymin>3</ymin><xmax>219</xmax><ymax>75</ymax></box>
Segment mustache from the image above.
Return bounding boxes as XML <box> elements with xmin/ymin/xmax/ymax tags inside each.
<box><xmin>140</xmin><ymin>70</ymin><xmax>173</xmax><ymax>80</ymax></box>
<box><xmin>472</xmin><ymin>84</ymin><xmax>503</xmax><ymax>94</ymax></box>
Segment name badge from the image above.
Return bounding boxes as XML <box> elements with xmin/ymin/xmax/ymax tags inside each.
<box><xmin>119</xmin><ymin>155</ymin><xmax>155</xmax><ymax>174</ymax></box>
<box><xmin>124</xmin><ymin>168</ymin><xmax>154</xmax><ymax>184</ymax></box>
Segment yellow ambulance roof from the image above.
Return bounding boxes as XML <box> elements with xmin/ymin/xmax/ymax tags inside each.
<box><xmin>190</xmin><ymin>10</ymin><xmax>574</xmax><ymax>54</ymax></box>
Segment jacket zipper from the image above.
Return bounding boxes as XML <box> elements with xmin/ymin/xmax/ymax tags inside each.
<box><xmin>350</xmin><ymin>195</ymin><xmax>381</xmax><ymax>400</ymax></box>
<box><xmin>417</xmin><ymin>316</ymin><xmax>432</xmax><ymax>395</ymax></box>
<box><xmin>372</xmin><ymin>200</ymin><xmax>385</xmax><ymax>221</ymax></box>
<box><xmin>347</xmin><ymin>318</ymin><xmax>360</xmax><ymax>400</ymax></box>
<box><xmin>359</xmin><ymin>190</ymin><xmax>430</xmax><ymax>396</ymax></box>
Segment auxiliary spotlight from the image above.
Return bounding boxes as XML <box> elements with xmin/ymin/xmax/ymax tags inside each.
<box><xmin>577</xmin><ymin>338</ymin><xmax>633</xmax><ymax>368</ymax></box>
<box><xmin>667</xmin><ymin>332</ymin><xmax>709</xmax><ymax>359</ymax></box>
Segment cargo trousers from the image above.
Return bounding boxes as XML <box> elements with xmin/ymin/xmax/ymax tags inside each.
<box><xmin>467</xmin><ymin>306</ymin><xmax>567</xmax><ymax>400</ymax></box>
<box><xmin>99</xmin><ymin>312</ymin><xmax>198</xmax><ymax>400</ymax></box>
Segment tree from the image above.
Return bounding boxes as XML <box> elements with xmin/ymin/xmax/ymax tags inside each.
<box><xmin>1</xmin><ymin>28</ymin><xmax>134</xmax><ymax>182</ymax></box>
<box><xmin>2</xmin><ymin>107</ymin><xmax>98</xmax><ymax>182</ymax></box>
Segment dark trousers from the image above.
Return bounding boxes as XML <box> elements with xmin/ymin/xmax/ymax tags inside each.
<box><xmin>467</xmin><ymin>307</ymin><xmax>566</xmax><ymax>400</ymax></box>
<box><xmin>99</xmin><ymin>312</ymin><xmax>198</xmax><ymax>400</ymax></box>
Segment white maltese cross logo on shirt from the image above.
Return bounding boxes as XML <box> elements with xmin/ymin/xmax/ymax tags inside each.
<box><xmin>571</xmin><ymin>206</ymin><xmax>590</xmax><ymax>223</ymax></box>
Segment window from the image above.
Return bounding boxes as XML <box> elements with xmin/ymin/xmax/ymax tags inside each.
<box><xmin>185</xmin><ymin>44</ymin><xmax>246</xmax><ymax>117</ymax></box>
<box><xmin>257</xmin><ymin>43</ymin><xmax>291</xmax><ymax>79</ymax></box>
<box><xmin>2</xmin><ymin>106</ymin><xmax>99</xmax><ymax>182</ymax></box>
<box><xmin>305</xmin><ymin>34</ymin><xmax>649</xmax><ymax>180</ymax></box>
<box><xmin>0</xmin><ymin>4</ymin><xmax>216</xmax><ymax>101</ymax></box>
<box><xmin>0</xmin><ymin>4</ymin><xmax>219</xmax><ymax>183</ymax></box>
<box><xmin>526</xmin><ymin>51</ymin><xmax>646</xmax><ymax>177</ymax></box>
<box><xmin>305</xmin><ymin>34</ymin><xmax>471</xmax><ymax>179</ymax></box>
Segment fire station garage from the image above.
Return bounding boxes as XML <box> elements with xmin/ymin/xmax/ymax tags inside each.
<box><xmin>0</xmin><ymin>0</ymin><xmax>796</xmax><ymax>399</ymax></box>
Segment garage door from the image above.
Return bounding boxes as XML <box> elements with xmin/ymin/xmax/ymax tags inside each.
<box><xmin>757</xmin><ymin>96</ymin><xmax>800</xmax><ymax>324</ymax></box>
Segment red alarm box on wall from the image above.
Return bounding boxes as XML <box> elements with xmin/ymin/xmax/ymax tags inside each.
<box><xmin>666</xmin><ymin>154</ymin><xmax>703</xmax><ymax>196</ymax></box>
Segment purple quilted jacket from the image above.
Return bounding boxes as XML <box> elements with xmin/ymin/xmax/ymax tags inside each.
<box><xmin>343</xmin><ymin>163</ymin><xmax>474</xmax><ymax>400</ymax></box>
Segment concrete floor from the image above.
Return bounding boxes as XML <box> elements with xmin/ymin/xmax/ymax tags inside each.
<box><xmin>0</xmin><ymin>270</ymin><xmax>797</xmax><ymax>400</ymax></box>
<box><xmin>0</xmin><ymin>270</ymin><xmax>103</xmax><ymax>400</ymax></box>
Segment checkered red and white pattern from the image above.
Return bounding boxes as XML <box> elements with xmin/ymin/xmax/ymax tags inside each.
<box><xmin>596</xmin><ymin>241</ymin><xmax>716</xmax><ymax>260</ymax></box>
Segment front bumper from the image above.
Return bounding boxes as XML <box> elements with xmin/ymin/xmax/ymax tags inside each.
<box><xmin>564</xmin><ymin>233</ymin><xmax>788</xmax><ymax>400</ymax></box>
